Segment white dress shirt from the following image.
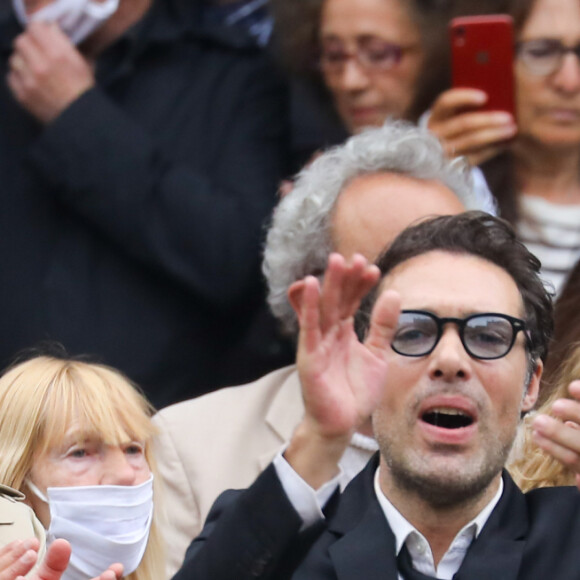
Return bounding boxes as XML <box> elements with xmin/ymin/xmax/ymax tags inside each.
<box><xmin>374</xmin><ymin>470</ymin><xmax>503</xmax><ymax>579</ymax></box>
<box><xmin>274</xmin><ymin>447</ymin><xmax>503</xmax><ymax>578</ymax></box>
<box><xmin>273</xmin><ymin>432</ymin><xmax>377</xmax><ymax>529</ymax></box>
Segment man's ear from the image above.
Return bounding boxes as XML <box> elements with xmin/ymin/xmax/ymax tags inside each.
<box><xmin>288</xmin><ymin>280</ymin><xmax>306</xmax><ymax>317</ymax></box>
<box><xmin>522</xmin><ymin>359</ymin><xmax>543</xmax><ymax>412</ymax></box>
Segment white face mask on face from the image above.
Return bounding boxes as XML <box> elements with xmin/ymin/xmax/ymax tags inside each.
<box><xmin>27</xmin><ymin>476</ymin><xmax>153</xmax><ymax>580</ymax></box>
<box><xmin>12</xmin><ymin>0</ymin><xmax>119</xmax><ymax>45</ymax></box>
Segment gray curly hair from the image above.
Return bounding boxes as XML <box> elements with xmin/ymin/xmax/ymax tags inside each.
<box><xmin>263</xmin><ymin>121</ymin><xmax>489</xmax><ymax>335</ymax></box>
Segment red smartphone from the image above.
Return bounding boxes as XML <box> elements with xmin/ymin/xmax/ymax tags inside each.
<box><xmin>450</xmin><ymin>15</ymin><xmax>515</xmax><ymax>116</ymax></box>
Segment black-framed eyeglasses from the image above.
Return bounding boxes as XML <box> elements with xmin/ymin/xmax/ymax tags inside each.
<box><xmin>392</xmin><ymin>310</ymin><xmax>528</xmax><ymax>360</ymax></box>
<box><xmin>319</xmin><ymin>36</ymin><xmax>417</xmax><ymax>74</ymax></box>
<box><xmin>517</xmin><ymin>39</ymin><xmax>580</xmax><ymax>76</ymax></box>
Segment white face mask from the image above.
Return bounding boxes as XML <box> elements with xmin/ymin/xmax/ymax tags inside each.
<box><xmin>12</xmin><ymin>0</ymin><xmax>119</xmax><ymax>45</ymax></box>
<box><xmin>27</xmin><ymin>476</ymin><xmax>153</xmax><ymax>580</ymax></box>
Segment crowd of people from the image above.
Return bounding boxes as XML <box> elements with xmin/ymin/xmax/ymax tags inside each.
<box><xmin>1</xmin><ymin>0</ymin><xmax>580</xmax><ymax>579</ymax></box>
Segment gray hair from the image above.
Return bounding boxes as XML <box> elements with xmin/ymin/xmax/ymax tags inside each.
<box><xmin>263</xmin><ymin>121</ymin><xmax>488</xmax><ymax>334</ymax></box>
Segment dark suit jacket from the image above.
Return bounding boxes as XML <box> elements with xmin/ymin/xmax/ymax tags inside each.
<box><xmin>174</xmin><ymin>454</ymin><xmax>580</xmax><ymax>579</ymax></box>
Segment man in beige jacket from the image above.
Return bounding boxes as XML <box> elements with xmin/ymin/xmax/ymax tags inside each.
<box><xmin>153</xmin><ymin>122</ymin><xmax>491</xmax><ymax>577</ymax></box>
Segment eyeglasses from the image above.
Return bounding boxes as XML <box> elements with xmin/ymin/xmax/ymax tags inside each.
<box><xmin>319</xmin><ymin>37</ymin><xmax>415</xmax><ymax>74</ymax></box>
<box><xmin>517</xmin><ymin>39</ymin><xmax>580</xmax><ymax>76</ymax></box>
<box><xmin>391</xmin><ymin>310</ymin><xmax>528</xmax><ymax>360</ymax></box>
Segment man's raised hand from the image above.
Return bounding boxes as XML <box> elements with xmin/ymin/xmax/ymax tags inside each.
<box><xmin>286</xmin><ymin>253</ymin><xmax>399</xmax><ymax>487</ymax></box>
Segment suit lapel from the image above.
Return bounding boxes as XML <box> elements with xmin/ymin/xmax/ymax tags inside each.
<box><xmin>329</xmin><ymin>510</ymin><xmax>399</xmax><ymax>580</ymax></box>
<box><xmin>455</xmin><ymin>471</ymin><xmax>528</xmax><ymax>580</ymax></box>
<box><xmin>328</xmin><ymin>455</ymin><xmax>399</xmax><ymax>580</ymax></box>
<box><xmin>325</xmin><ymin>465</ymin><xmax>529</xmax><ymax>580</ymax></box>
<box><xmin>259</xmin><ymin>367</ymin><xmax>305</xmax><ymax>471</ymax></box>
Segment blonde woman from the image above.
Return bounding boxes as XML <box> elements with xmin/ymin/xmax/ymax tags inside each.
<box><xmin>0</xmin><ymin>354</ymin><xmax>165</xmax><ymax>580</ymax></box>
<box><xmin>511</xmin><ymin>342</ymin><xmax>580</xmax><ymax>491</ymax></box>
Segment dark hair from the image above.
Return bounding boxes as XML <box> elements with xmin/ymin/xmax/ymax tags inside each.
<box><xmin>355</xmin><ymin>211</ymin><xmax>553</xmax><ymax>363</ymax></box>
<box><xmin>269</xmin><ymin>0</ymin><xmax>455</xmax><ymax>123</ymax></box>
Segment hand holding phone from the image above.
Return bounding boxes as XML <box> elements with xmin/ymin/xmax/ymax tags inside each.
<box><xmin>450</xmin><ymin>15</ymin><xmax>515</xmax><ymax>116</ymax></box>
<box><xmin>427</xmin><ymin>15</ymin><xmax>518</xmax><ymax>166</ymax></box>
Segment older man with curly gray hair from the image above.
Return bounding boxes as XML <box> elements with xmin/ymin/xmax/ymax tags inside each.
<box><xmin>153</xmin><ymin>120</ymin><xmax>492</xmax><ymax>579</ymax></box>
<box><xmin>265</xmin><ymin>121</ymin><xmax>485</xmax><ymax>334</ymax></box>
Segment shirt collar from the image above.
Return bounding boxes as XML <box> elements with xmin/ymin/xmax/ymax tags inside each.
<box><xmin>373</xmin><ymin>467</ymin><xmax>504</xmax><ymax>556</ymax></box>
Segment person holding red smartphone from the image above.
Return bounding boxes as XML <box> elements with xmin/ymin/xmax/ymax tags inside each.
<box><xmin>428</xmin><ymin>0</ymin><xmax>580</xmax><ymax>296</ymax></box>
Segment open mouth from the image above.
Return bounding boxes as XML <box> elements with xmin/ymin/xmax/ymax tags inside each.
<box><xmin>422</xmin><ymin>408</ymin><xmax>474</xmax><ymax>429</ymax></box>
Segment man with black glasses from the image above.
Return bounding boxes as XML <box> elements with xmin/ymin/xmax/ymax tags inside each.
<box><xmin>174</xmin><ymin>211</ymin><xmax>580</xmax><ymax>580</ymax></box>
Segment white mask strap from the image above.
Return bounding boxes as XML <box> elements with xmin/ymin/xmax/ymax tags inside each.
<box><xmin>26</xmin><ymin>480</ymin><xmax>49</xmax><ymax>504</ymax></box>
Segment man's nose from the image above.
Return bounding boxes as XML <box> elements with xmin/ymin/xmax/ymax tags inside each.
<box><xmin>427</xmin><ymin>327</ymin><xmax>472</xmax><ymax>381</ymax></box>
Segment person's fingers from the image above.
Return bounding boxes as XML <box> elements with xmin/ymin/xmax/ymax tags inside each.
<box><xmin>436</xmin><ymin>111</ymin><xmax>515</xmax><ymax>142</ymax></box>
<box><xmin>8</xmin><ymin>53</ymin><xmax>26</xmax><ymax>75</ymax></box>
<box><xmin>0</xmin><ymin>540</ymin><xmax>39</xmax><ymax>580</ymax></box>
<box><xmin>339</xmin><ymin>255</ymin><xmax>379</xmax><ymax>321</ymax></box>
<box><xmin>25</xmin><ymin>21</ymin><xmax>70</xmax><ymax>56</ymax></box>
<box><xmin>0</xmin><ymin>538</ymin><xmax>39</xmax><ymax>563</ymax></box>
<box><xmin>445</xmin><ymin>122</ymin><xmax>516</xmax><ymax>158</ymax></box>
<box><xmin>108</xmin><ymin>563</ymin><xmax>123</xmax><ymax>579</ymax></box>
<box><xmin>567</xmin><ymin>380</ymin><xmax>580</xmax><ymax>400</ymax></box>
<box><xmin>532</xmin><ymin>428</ymin><xmax>580</xmax><ymax>474</ymax></box>
<box><xmin>532</xmin><ymin>413</ymin><xmax>580</xmax><ymax>474</ymax></box>
<box><xmin>319</xmin><ymin>253</ymin><xmax>347</xmax><ymax>333</ymax></box>
<box><xmin>429</xmin><ymin>87</ymin><xmax>488</xmax><ymax>121</ymax></box>
<box><xmin>552</xmin><ymin>396</ymin><xmax>580</xmax><ymax>426</ymax></box>
<box><xmin>12</xmin><ymin>30</ymin><xmax>45</xmax><ymax>71</ymax></box>
<box><xmin>34</xmin><ymin>539</ymin><xmax>71</xmax><ymax>580</ymax></box>
<box><xmin>91</xmin><ymin>564</ymin><xmax>123</xmax><ymax>580</ymax></box>
<box><xmin>297</xmin><ymin>276</ymin><xmax>322</xmax><ymax>354</ymax></box>
<box><xmin>364</xmin><ymin>289</ymin><xmax>401</xmax><ymax>355</ymax></box>
<box><xmin>6</xmin><ymin>69</ymin><xmax>26</xmax><ymax>101</ymax></box>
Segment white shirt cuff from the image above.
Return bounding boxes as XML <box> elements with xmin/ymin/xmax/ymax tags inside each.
<box><xmin>273</xmin><ymin>450</ymin><xmax>341</xmax><ymax>529</ymax></box>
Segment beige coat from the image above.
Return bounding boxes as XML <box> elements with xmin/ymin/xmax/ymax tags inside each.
<box><xmin>0</xmin><ymin>484</ymin><xmax>46</xmax><ymax>573</ymax></box>
<box><xmin>152</xmin><ymin>365</ymin><xmax>304</xmax><ymax>578</ymax></box>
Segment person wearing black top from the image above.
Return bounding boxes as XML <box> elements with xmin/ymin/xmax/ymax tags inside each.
<box><xmin>0</xmin><ymin>0</ymin><xmax>290</xmax><ymax>406</ymax></box>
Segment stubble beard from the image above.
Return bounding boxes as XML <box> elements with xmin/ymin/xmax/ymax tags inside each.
<box><xmin>377</xmin><ymin>424</ymin><xmax>516</xmax><ymax>510</ymax></box>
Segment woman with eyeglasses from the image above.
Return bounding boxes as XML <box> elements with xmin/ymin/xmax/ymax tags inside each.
<box><xmin>429</xmin><ymin>0</ymin><xmax>580</xmax><ymax>295</ymax></box>
<box><xmin>270</xmin><ymin>0</ymin><xmax>455</xmax><ymax>135</ymax></box>
<box><xmin>269</xmin><ymin>0</ymin><xmax>505</xmax><ymax>213</ymax></box>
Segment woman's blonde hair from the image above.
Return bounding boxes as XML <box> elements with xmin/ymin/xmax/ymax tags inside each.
<box><xmin>0</xmin><ymin>354</ymin><xmax>165</xmax><ymax>580</ymax></box>
<box><xmin>510</xmin><ymin>342</ymin><xmax>580</xmax><ymax>491</ymax></box>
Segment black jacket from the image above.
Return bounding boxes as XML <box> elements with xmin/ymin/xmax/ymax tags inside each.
<box><xmin>176</xmin><ymin>454</ymin><xmax>580</xmax><ymax>579</ymax></box>
<box><xmin>0</xmin><ymin>1</ymin><xmax>290</xmax><ymax>406</ymax></box>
